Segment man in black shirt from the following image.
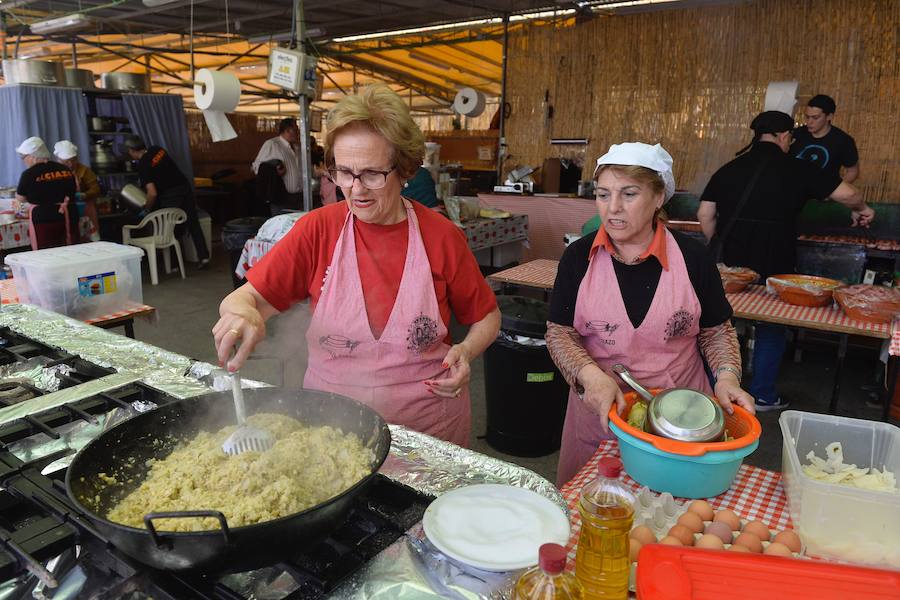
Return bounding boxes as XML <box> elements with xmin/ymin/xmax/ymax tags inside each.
<box><xmin>791</xmin><ymin>94</ymin><xmax>859</xmax><ymax>186</ymax></box>
<box><xmin>15</xmin><ymin>136</ymin><xmax>78</xmax><ymax>245</ymax></box>
<box><xmin>697</xmin><ymin>110</ymin><xmax>873</xmax><ymax>411</ymax></box>
<box><xmin>125</xmin><ymin>135</ymin><xmax>209</xmax><ymax>267</ymax></box>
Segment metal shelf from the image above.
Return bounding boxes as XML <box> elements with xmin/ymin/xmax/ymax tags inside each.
<box><xmin>89</xmin><ymin>131</ymin><xmax>130</xmax><ymax>136</ymax></box>
<box><xmin>95</xmin><ymin>171</ymin><xmax>138</xmax><ymax>177</ymax></box>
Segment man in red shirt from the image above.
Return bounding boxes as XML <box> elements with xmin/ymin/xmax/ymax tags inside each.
<box><xmin>214</xmin><ymin>85</ymin><xmax>499</xmax><ymax>447</ymax></box>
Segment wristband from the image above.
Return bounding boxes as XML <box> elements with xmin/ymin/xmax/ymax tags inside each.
<box><xmin>715</xmin><ymin>366</ymin><xmax>741</xmax><ymax>383</ymax></box>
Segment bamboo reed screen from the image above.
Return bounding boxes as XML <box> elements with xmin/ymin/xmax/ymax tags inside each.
<box><xmin>504</xmin><ymin>0</ymin><xmax>900</xmax><ymax>203</ymax></box>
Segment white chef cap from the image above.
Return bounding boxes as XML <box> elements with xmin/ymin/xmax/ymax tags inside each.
<box><xmin>15</xmin><ymin>136</ymin><xmax>49</xmax><ymax>158</ymax></box>
<box><xmin>54</xmin><ymin>140</ymin><xmax>79</xmax><ymax>160</ymax></box>
<box><xmin>594</xmin><ymin>142</ymin><xmax>676</xmax><ymax>200</ymax></box>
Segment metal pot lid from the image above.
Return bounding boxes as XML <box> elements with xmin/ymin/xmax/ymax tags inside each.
<box><xmin>648</xmin><ymin>389</ymin><xmax>725</xmax><ymax>442</ymax></box>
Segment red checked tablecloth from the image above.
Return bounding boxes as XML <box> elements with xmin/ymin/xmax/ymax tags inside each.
<box><xmin>726</xmin><ymin>285</ymin><xmax>891</xmax><ymax>339</ymax></box>
<box><xmin>890</xmin><ymin>318</ymin><xmax>900</xmax><ymax>358</ymax></box>
<box><xmin>0</xmin><ymin>279</ymin><xmax>156</xmax><ymax>325</ymax></box>
<box><xmin>559</xmin><ymin>440</ymin><xmax>791</xmax><ymax>569</ymax></box>
<box><xmin>487</xmin><ymin>258</ymin><xmax>559</xmax><ymax>290</ymax></box>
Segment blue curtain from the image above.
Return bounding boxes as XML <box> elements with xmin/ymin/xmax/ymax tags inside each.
<box><xmin>122</xmin><ymin>94</ymin><xmax>194</xmax><ymax>183</ymax></box>
<box><xmin>0</xmin><ymin>85</ymin><xmax>92</xmax><ymax>187</ymax></box>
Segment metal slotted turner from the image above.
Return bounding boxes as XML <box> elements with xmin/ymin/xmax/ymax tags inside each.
<box><xmin>222</xmin><ymin>368</ymin><xmax>275</xmax><ymax>456</ymax></box>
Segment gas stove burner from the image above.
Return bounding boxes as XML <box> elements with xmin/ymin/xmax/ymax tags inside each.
<box><xmin>0</xmin><ymin>378</ymin><xmax>39</xmax><ymax>405</ymax></box>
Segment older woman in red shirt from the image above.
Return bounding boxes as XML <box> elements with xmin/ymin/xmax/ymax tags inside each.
<box><xmin>214</xmin><ymin>85</ymin><xmax>500</xmax><ymax>446</ymax></box>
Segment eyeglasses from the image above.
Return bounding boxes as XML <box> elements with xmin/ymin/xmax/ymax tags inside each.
<box><xmin>327</xmin><ymin>167</ymin><xmax>394</xmax><ymax>190</ymax></box>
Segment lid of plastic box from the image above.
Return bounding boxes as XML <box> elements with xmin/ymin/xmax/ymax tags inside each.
<box><xmin>636</xmin><ymin>545</ymin><xmax>900</xmax><ymax>600</ymax></box>
<box><xmin>6</xmin><ymin>242</ymin><xmax>143</xmax><ymax>268</ymax></box>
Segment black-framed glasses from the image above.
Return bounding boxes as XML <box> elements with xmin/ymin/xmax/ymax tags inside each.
<box><xmin>327</xmin><ymin>167</ymin><xmax>394</xmax><ymax>190</ymax></box>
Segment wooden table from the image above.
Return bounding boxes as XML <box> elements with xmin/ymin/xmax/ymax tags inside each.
<box><xmin>0</xmin><ymin>279</ymin><xmax>156</xmax><ymax>339</ymax></box>
<box><xmin>488</xmin><ymin>260</ymin><xmax>895</xmax><ymax>419</ymax></box>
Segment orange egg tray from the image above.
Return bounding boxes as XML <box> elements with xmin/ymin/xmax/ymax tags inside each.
<box><xmin>608</xmin><ymin>391</ymin><xmax>761</xmax><ymax>457</ymax></box>
<box><xmin>636</xmin><ymin>545</ymin><xmax>900</xmax><ymax>600</ymax></box>
<box><xmin>767</xmin><ymin>274</ymin><xmax>844</xmax><ymax>308</ymax></box>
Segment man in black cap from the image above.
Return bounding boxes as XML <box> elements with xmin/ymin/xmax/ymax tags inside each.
<box><xmin>791</xmin><ymin>94</ymin><xmax>859</xmax><ymax>185</ymax></box>
<box><xmin>125</xmin><ymin>135</ymin><xmax>210</xmax><ymax>268</ymax></box>
<box><xmin>697</xmin><ymin>110</ymin><xmax>873</xmax><ymax>411</ymax></box>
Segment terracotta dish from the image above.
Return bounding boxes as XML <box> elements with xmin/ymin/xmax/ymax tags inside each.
<box><xmin>717</xmin><ymin>265</ymin><xmax>759</xmax><ymax>294</ymax></box>
<box><xmin>767</xmin><ymin>274</ymin><xmax>844</xmax><ymax>308</ymax></box>
<box><xmin>834</xmin><ymin>285</ymin><xmax>900</xmax><ymax>324</ymax></box>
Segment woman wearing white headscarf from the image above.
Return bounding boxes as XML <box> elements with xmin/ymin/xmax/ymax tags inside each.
<box><xmin>546</xmin><ymin>142</ymin><xmax>754</xmax><ymax>485</ymax></box>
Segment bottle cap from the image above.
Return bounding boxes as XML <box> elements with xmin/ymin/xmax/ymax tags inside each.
<box><xmin>538</xmin><ymin>543</ymin><xmax>567</xmax><ymax>574</ymax></box>
<box><xmin>597</xmin><ymin>456</ymin><xmax>623</xmax><ymax>478</ymax></box>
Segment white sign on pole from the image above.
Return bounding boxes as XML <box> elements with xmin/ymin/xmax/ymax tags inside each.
<box><xmin>268</xmin><ymin>47</ymin><xmax>303</xmax><ymax>92</ymax></box>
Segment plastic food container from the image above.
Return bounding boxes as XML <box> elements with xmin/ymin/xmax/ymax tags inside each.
<box><xmin>6</xmin><ymin>242</ymin><xmax>143</xmax><ymax>321</ymax></box>
<box><xmin>717</xmin><ymin>264</ymin><xmax>759</xmax><ymax>294</ymax></box>
<box><xmin>636</xmin><ymin>545</ymin><xmax>900</xmax><ymax>600</ymax></box>
<box><xmin>833</xmin><ymin>284</ymin><xmax>900</xmax><ymax>324</ymax></box>
<box><xmin>608</xmin><ymin>392</ymin><xmax>761</xmax><ymax>498</ymax></box>
<box><xmin>767</xmin><ymin>274</ymin><xmax>843</xmax><ymax>307</ymax></box>
<box><xmin>779</xmin><ymin>410</ymin><xmax>900</xmax><ymax>570</ymax></box>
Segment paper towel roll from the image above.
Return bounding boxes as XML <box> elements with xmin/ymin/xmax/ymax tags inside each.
<box><xmin>764</xmin><ymin>81</ymin><xmax>799</xmax><ymax>116</ymax></box>
<box><xmin>453</xmin><ymin>88</ymin><xmax>486</xmax><ymax>118</ymax></box>
<box><xmin>194</xmin><ymin>68</ymin><xmax>241</xmax><ymax>142</ymax></box>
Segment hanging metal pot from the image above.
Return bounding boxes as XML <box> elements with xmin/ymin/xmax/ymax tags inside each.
<box><xmin>65</xmin><ymin>68</ymin><xmax>96</xmax><ymax>89</ymax></box>
<box><xmin>100</xmin><ymin>72</ymin><xmax>151</xmax><ymax>93</ymax></box>
<box><xmin>2</xmin><ymin>59</ymin><xmax>65</xmax><ymax>86</ymax></box>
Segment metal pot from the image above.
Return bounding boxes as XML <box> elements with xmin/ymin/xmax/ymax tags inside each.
<box><xmin>612</xmin><ymin>364</ymin><xmax>725</xmax><ymax>443</ymax></box>
<box><xmin>100</xmin><ymin>72</ymin><xmax>151</xmax><ymax>93</ymax></box>
<box><xmin>2</xmin><ymin>59</ymin><xmax>64</xmax><ymax>86</ymax></box>
<box><xmin>90</xmin><ymin>116</ymin><xmax>117</xmax><ymax>132</ymax></box>
<box><xmin>90</xmin><ymin>140</ymin><xmax>124</xmax><ymax>173</ymax></box>
<box><xmin>119</xmin><ymin>184</ymin><xmax>148</xmax><ymax>210</ymax></box>
<box><xmin>65</xmin><ymin>68</ymin><xmax>96</xmax><ymax>89</ymax></box>
<box><xmin>65</xmin><ymin>388</ymin><xmax>391</xmax><ymax>572</ymax></box>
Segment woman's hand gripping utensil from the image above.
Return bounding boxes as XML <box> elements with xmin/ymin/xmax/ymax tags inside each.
<box><xmin>222</xmin><ymin>347</ymin><xmax>275</xmax><ymax>456</ymax></box>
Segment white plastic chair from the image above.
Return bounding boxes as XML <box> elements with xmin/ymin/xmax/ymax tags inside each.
<box><xmin>122</xmin><ymin>208</ymin><xmax>187</xmax><ymax>285</ymax></box>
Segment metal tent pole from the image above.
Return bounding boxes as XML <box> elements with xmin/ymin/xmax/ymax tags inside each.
<box><xmin>296</xmin><ymin>0</ymin><xmax>313</xmax><ymax>212</ymax></box>
<box><xmin>496</xmin><ymin>13</ymin><xmax>509</xmax><ymax>184</ymax></box>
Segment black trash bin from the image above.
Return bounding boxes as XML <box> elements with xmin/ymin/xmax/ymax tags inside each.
<box><xmin>223</xmin><ymin>217</ymin><xmax>268</xmax><ymax>289</ymax></box>
<box><xmin>483</xmin><ymin>296</ymin><xmax>570</xmax><ymax>457</ymax></box>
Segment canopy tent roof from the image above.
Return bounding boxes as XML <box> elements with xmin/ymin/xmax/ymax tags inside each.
<box><xmin>0</xmin><ymin>0</ymin><xmax>695</xmax><ymax>116</ymax></box>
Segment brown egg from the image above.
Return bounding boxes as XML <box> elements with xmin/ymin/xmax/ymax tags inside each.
<box><xmin>667</xmin><ymin>524</ymin><xmax>696</xmax><ymax>546</ymax></box>
<box><xmin>764</xmin><ymin>542</ymin><xmax>794</xmax><ymax>558</ymax></box>
<box><xmin>772</xmin><ymin>530</ymin><xmax>802</xmax><ymax>553</ymax></box>
<box><xmin>742</xmin><ymin>520</ymin><xmax>771</xmax><ymax>542</ymax></box>
<box><xmin>630</xmin><ymin>525</ymin><xmax>657</xmax><ymax>546</ymax></box>
<box><xmin>687</xmin><ymin>499</ymin><xmax>715</xmax><ymax>521</ymax></box>
<box><xmin>729</xmin><ymin>544</ymin><xmax>751</xmax><ymax>553</ymax></box>
<box><xmin>713</xmin><ymin>509</ymin><xmax>741</xmax><ymax>532</ymax></box>
<box><xmin>733</xmin><ymin>532</ymin><xmax>763</xmax><ymax>553</ymax></box>
<box><xmin>695</xmin><ymin>534</ymin><xmax>725</xmax><ymax>550</ymax></box>
<box><xmin>704</xmin><ymin>521</ymin><xmax>734</xmax><ymax>545</ymax></box>
<box><xmin>629</xmin><ymin>538</ymin><xmax>643</xmax><ymax>562</ymax></box>
<box><xmin>659</xmin><ymin>536</ymin><xmax>683</xmax><ymax>546</ymax></box>
<box><xmin>677</xmin><ymin>511</ymin><xmax>705</xmax><ymax>534</ymax></box>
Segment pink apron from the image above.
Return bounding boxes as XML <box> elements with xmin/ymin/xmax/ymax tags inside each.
<box><xmin>303</xmin><ymin>200</ymin><xmax>470</xmax><ymax>446</ymax></box>
<box><xmin>556</xmin><ymin>228</ymin><xmax>711</xmax><ymax>486</ymax></box>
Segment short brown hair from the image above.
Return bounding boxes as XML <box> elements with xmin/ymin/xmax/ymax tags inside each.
<box><xmin>324</xmin><ymin>84</ymin><xmax>425</xmax><ymax>179</ymax></box>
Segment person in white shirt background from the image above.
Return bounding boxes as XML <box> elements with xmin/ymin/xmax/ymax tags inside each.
<box><xmin>252</xmin><ymin>118</ymin><xmax>301</xmax><ymax>209</ymax></box>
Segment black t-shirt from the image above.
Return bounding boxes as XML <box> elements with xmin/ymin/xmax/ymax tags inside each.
<box><xmin>548</xmin><ymin>228</ymin><xmax>733</xmax><ymax>330</ymax></box>
<box><xmin>790</xmin><ymin>125</ymin><xmax>858</xmax><ymax>183</ymax></box>
<box><xmin>700</xmin><ymin>142</ymin><xmax>842</xmax><ymax>278</ymax></box>
<box><xmin>16</xmin><ymin>161</ymin><xmax>78</xmax><ymax>224</ymax></box>
<box><xmin>137</xmin><ymin>146</ymin><xmax>189</xmax><ymax>194</ymax></box>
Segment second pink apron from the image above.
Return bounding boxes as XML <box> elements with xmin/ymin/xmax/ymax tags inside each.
<box><xmin>303</xmin><ymin>200</ymin><xmax>470</xmax><ymax>446</ymax></box>
<box><xmin>556</xmin><ymin>228</ymin><xmax>711</xmax><ymax>486</ymax></box>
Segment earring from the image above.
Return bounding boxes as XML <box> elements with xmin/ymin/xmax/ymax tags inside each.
<box><xmin>403</xmin><ymin>181</ymin><xmax>409</xmax><ymax>188</ymax></box>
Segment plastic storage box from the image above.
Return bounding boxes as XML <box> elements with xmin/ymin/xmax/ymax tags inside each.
<box><xmin>6</xmin><ymin>242</ymin><xmax>143</xmax><ymax>321</ymax></box>
<box><xmin>780</xmin><ymin>410</ymin><xmax>900</xmax><ymax>570</ymax></box>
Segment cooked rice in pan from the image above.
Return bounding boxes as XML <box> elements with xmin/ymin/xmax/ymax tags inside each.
<box><xmin>103</xmin><ymin>413</ymin><xmax>374</xmax><ymax>532</ymax></box>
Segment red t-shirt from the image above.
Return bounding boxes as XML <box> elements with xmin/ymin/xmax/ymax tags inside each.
<box><xmin>246</xmin><ymin>202</ymin><xmax>497</xmax><ymax>340</ymax></box>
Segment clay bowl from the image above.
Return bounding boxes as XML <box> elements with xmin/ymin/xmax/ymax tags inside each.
<box><xmin>767</xmin><ymin>274</ymin><xmax>844</xmax><ymax>308</ymax></box>
<box><xmin>718</xmin><ymin>266</ymin><xmax>759</xmax><ymax>294</ymax></box>
<box><xmin>834</xmin><ymin>285</ymin><xmax>900</xmax><ymax>324</ymax></box>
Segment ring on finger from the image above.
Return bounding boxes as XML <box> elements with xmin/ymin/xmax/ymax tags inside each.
<box><xmin>228</xmin><ymin>328</ymin><xmax>242</xmax><ymax>337</ymax></box>
<box><xmin>454</xmin><ymin>389</ymin><xmax>461</xmax><ymax>397</ymax></box>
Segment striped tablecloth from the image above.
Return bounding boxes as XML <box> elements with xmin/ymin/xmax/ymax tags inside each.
<box><xmin>891</xmin><ymin>318</ymin><xmax>900</xmax><ymax>357</ymax></box>
<box><xmin>0</xmin><ymin>279</ymin><xmax>156</xmax><ymax>325</ymax></box>
<box><xmin>559</xmin><ymin>440</ymin><xmax>790</xmax><ymax>568</ymax></box>
<box><xmin>727</xmin><ymin>285</ymin><xmax>891</xmax><ymax>339</ymax></box>
<box><xmin>487</xmin><ymin>258</ymin><xmax>559</xmax><ymax>290</ymax></box>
